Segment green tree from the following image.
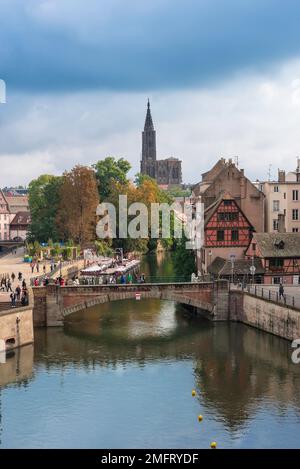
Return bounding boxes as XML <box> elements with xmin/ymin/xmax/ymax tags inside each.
<box><xmin>28</xmin><ymin>174</ymin><xmax>63</xmax><ymax>243</ymax></box>
<box><xmin>93</xmin><ymin>157</ymin><xmax>131</xmax><ymax>200</ymax></box>
<box><xmin>56</xmin><ymin>165</ymin><xmax>99</xmax><ymax>247</ymax></box>
<box><xmin>173</xmin><ymin>236</ymin><xmax>196</xmax><ymax>280</ymax></box>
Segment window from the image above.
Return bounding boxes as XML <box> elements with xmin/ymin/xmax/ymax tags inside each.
<box><xmin>273</xmin><ymin>220</ymin><xmax>279</xmax><ymax>231</ymax></box>
<box><xmin>273</xmin><ymin>200</ymin><xmax>280</xmax><ymax>211</ymax></box>
<box><xmin>274</xmin><ymin>186</ymin><xmax>279</xmax><ymax>192</ymax></box>
<box><xmin>231</xmin><ymin>230</ymin><xmax>239</xmax><ymax>241</ymax></box>
<box><xmin>217</xmin><ymin>212</ymin><xmax>238</xmax><ymax>222</ymax></box>
<box><xmin>217</xmin><ymin>230</ymin><xmax>224</xmax><ymax>242</ymax></box>
<box><xmin>269</xmin><ymin>258</ymin><xmax>284</xmax><ymax>268</ymax></box>
<box><xmin>273</xmin><ymin>276</ymin><xmax>282</xmax><ymax>285</ymax></box>
<box><xmin>293</xmin><ymin>228</ymin><xmax>299</xmax><ymax>232</ymax></box>
<box><xmin>293</xmin><ymin>190</ymin><xmax>299</xmax><ymax>201</ymax></box>
<box><xmin>252</xmin><ymin>243</ymin><xmax>256</xmax><ymax>251</ymax></box>
<box><xmin>284</xmin><ymin>192</ymin><xmax>286</xmax><ymax>199</ymax></box>
<box><xmin>292</xmin><ymin>209</ymin><xmax>299</xmax><ymax>220</ymax></box>
<box><xmin>223</xmin><ymin>200</ymin><xmax>232</xmax><ymax>206</ymax></box>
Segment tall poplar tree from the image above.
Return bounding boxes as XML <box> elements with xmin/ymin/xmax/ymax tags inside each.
<box><xmin>57</xmin><ymin>165</ymin><xmax>99</xmax><ymax>246</ymax></box>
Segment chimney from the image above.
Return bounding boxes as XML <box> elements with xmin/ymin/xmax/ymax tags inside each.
<box><xmin>278</xmin><ymin>213</ymin><xmax>286</xmax><ymax>233</ymax></box>
<box><xmin>278</xmin><ymin>170</ymin><xmax>285</xmax><ymax>183</ymax></box>
<box><xmin>240</xmin><ymin>168</ymin><xmax>244</xmax><ymax>176</ymax></box>
<box><xmin>296</xmin><ymin>158</ymin><xmax>300</xmax><ymax>182</ymax></box>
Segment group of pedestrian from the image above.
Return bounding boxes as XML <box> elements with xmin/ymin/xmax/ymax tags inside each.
<box><xmin>9</xmin><ymin>279</ymin><xmax>28</xmax><ymax>308</ymax></box>
<box><xmin>0</xmin><ymin>271</ymin><xmax>23</xmax><ymax>292</ymax></box>
<box><xmin>30</xmin><ymin>260</ymin><xmax>46</xmax><ymax>274</ymax></box>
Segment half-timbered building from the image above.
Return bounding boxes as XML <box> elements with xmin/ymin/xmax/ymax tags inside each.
<box><xmin>246</xmin><ymin>232</ymin><xmax>300</xmax><ymax>284</ymax></box>
<box><xmin>199</xmin><ymin>192</ymin><xmax>254</xmax><ymax>273</ymax></box>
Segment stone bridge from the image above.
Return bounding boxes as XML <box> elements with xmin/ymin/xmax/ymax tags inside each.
<box><xmin>32</xmin><ymin>280</ymin><xmax>230</xmax><ymax>327</ymax></box>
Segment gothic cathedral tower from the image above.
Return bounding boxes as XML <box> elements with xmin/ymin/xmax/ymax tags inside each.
<box><xmin>141</xmin><ymin>99</ymin><xmax>157</xmax><ymax>178</ymax></box>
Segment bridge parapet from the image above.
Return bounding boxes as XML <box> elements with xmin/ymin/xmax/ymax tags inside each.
<box><xmin>32</xmin><ymin>280</ymin><xmax>229</xmax><ymax>327</ymax></box>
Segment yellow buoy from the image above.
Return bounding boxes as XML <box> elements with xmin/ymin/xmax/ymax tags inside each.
<box><xmin>192</xmin><ymin>389</ymin><xmax>196</xmax><ymax>396</ymax></box>
<box><xmin>198</xmin><ymin>415</ymin><xmax>203</xmax><ymax>422</ymax></box>
<box><xmin>210</xmin><ymin>441</ymin><xmax>217</xmax><ymax>449</ymax></box>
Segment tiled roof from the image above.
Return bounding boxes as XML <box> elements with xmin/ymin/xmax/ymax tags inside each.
<box><xmin>253</xmin><ymin>233</ymin><xmax>300</xmax><ymax>258</ymax></box>
<box><xmin>208</xmin><ymin>256</ymin><xmax>265</xmax><ymax>276</ymax></box>
<box><xmin>10</xmin><ymin>211</ymin><xmax>31</xmax><ymax>226</ymax></box>
<box><xmin>5</xmin><ymin>195</ymin><xmax>29</xmax><ymax>206</ymax></box>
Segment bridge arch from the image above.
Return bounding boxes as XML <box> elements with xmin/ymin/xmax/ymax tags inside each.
<box><xmin>62</xmin><ymin>289</ymin><xmax>215</xmax><ymax>319</ymax></box>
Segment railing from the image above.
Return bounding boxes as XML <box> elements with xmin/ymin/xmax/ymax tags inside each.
<box><xmin>30</xmin><ymin>259</ymin><xmax>83</xmax><ymax>286</ymax></box>
<box><xmin>243</xmin><ymin>284</ymin><xmax>299</xmax><ymax>310</ymax></box>
<box><xmin>78</xmin><ymin>275</ymin><xmax>212</xmax><ymax>286</ymax></box>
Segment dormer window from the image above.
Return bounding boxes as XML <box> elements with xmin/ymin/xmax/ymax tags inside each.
<box><xmin>274</xmin><ymin>239</ymin><xmax>285</xmax><ymax>249</ymax></box>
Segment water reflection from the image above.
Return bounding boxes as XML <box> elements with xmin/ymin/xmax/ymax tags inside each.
<box><xmin>1</xmin><ymin>297</ymin><xmax>300</xmax><ymax>448</ymax></box>
<box><xmin>32</xmin><ymin>299</ymin><xmax>300</xmax><ymax>433</ymax></box>
<box><xmin>0</xmin><ymin>345</ymin><xmax>34</xmax><ymax>389</ymax></box>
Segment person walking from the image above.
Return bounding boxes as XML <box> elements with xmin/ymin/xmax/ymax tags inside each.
<box><xmin>0</xmin><ymin>277</ymin><xmax>5</xmax><ymax>292</ymax></box>
<box><xmin>21</xmin><ymin>290</ymin><xmax>28</xmax><ymax>306</ymax></box>
<box><xmin>279</xmin><ymin>283</ymin><xmax>285</xmax><ymax>301</ymax></box>
<box><xmin>11</xmin><ymin>272</ymin><xmax>15</xmax><ymax>283</ymax></box>
<box><xmin>10</xmin><ymin>291</ymin><xmax>16</xmax><ymax>307</ymax></box>
<box><xmin>18</xmin><ymin>272</ymin><xmax>22</xmax><ymax>281</ymax></box>
<box><xmin>15</xmin><ymin>285</ymin><xmax>21</xmax><ymax>302</ymax></box>
<box><xmin>7</xmin><ymin>279</ymin><xmax>12</xmax><ymax>292</ymax></box>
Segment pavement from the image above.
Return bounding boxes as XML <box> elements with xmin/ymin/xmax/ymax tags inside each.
<box><xmin>0</xmin><ymin>248</ymin><xmax>51</xmax><ymax>302</ymax></box>
<box><xmin>246</xmin><ymin>284</ymin><xmax>300</xmax><ymax>309</ymax></box>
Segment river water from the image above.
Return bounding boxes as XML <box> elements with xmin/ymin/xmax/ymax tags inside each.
<box><xmin>1</xmin><ymin>253</ymin><xmax>300</xmax><ymax>448</ymax></box>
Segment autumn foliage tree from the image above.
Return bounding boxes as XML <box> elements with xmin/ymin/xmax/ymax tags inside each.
<box><xmin>57</xmin><ymin>165</ymin><xmax>99</xmax><ymax>247</ymax></box>
<box><xmin>106</xmin><ymin>175</ymin><xmax>174</xmax><ymax>253</ymax></box>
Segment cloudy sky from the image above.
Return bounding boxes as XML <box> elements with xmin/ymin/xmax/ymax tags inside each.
<box><xmin>1</xmin><ymin>0</ymin><xmax>300</xmax><ymax>186</ymax></box>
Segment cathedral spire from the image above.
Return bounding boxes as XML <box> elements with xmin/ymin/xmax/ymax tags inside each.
<box><xmin>144</xmin><ymin>99</ymin><xmax>154</xmax><ymax>131</ymax></box>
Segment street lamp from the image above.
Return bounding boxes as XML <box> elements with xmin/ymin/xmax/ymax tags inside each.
<box><xmin>207</xmin><ymin>250</ymin><xmax>212</xmax><ymax>275</ymax></box>
<box><xmin>59</xmin><ymin>254</ymin><xmax>63</xmax><ymax>278</ymax></box>
<box><xmin>250</xmin><ymin>256</ymin><xmax>256</xmax><ymax>285</ymax></box>
<box><xmin>230</xmin><ymin>254</ymin><xmax>236</xmax><ymax>284</ymax></box>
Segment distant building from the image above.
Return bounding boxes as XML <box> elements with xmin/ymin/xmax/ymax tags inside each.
<box><xmin>2</xmin><ymin>187</ymin><xmax>29</xmax><ymax>196</ymax></box>
<box><xmin>246</xmin><ymin>232</ymin><xmax>300</xmax><ymax>285</ymax></box>
<box><xmin>140</xmin><ymin>100</ymin><xmax>182</xmax><ymax>187</ymax></box>
<box><xmin>0</xmin><ymin>190</ymin><xmax>30</xmax><ymax>240</ymax></box>
<box><xmin>0</xmin><ymin>190</ymin><xmax>12</xmax><ymax>241</ymax></box>
<box><xmin>10</xmin><ymin>212</ymin><xmax>31</xmax><ymax>240</ymax></box>
<box><xmin>192</xmin><ymin>158</ymin><xmax>265</xmax><ymax>233</ymax></box>
<box><xmin>255</xmin><ymin>160</ymin><xmax>300</xmax><ymax>233</ymax></box>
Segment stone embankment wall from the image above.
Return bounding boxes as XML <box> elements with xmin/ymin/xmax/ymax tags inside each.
<box><xmin>0</xmin><ymin>290</ymin><xmax>34</xmax><ymax>351</ymax></box>
<box><xmin>229</xmin><ymin>290</ymin><xmax>300</xmax><ymax>341</ymax></box>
